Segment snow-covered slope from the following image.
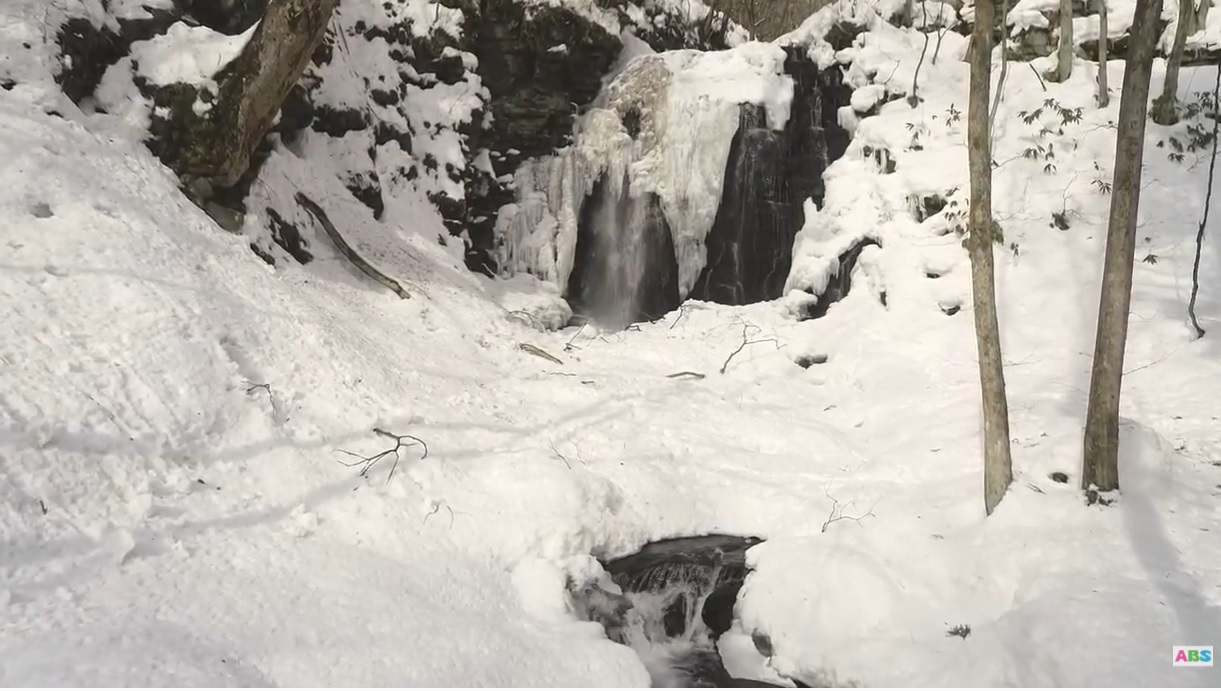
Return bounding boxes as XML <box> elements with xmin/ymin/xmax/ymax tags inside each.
<box><xmin>3</xmin><ymin>0</ymin><xmax>1221</xmax><ymax>687</ymax></box>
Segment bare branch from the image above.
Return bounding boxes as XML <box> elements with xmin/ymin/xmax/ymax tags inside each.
<box><xmin>820</xmin><ymin>487</ymin><xmax>877</xmax><ymax>533</ymax></box>
<box><xmin>719</xmin><ymin>322</ymin><xmax>779</xmax><ymax>374</ymax></box>
<box><xmin>337</xmin><ymin>427</ymin><xmax>429</xmax><ymax>482</ymax></box>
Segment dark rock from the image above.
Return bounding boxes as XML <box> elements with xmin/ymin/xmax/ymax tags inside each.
<box><xmin>0</xmin><ymin>77</ymin><xmax>15</xmax><ymax>91</ymax></box>
<box><xmin>55</xmin><ymin>18</ymin><xmax>123</xmax><ymax>105</ymax></box>
<box><xmin>604</xmin><ymin>534</ymin><xmax>761</xmax><ymax>594</ymax></box>
<box><xmin>346</xmin><ymin>172</ymin><xmax>385</xmax><ymax>219</ymax></box>
<box><xmin>687</xmin><ymin>50</ymin><xmax>850</xmax><ymax>308</ymax></box>
<box><xmin>701</xmin><ymin>580</ymin><xmax>742</xmax><ymax>638</ymax></box>
<box><xmin>914</xmin><ymin>193</ymin><xmax>949</xmax><ymax>221</ymax></box>
<box><xmin>802</xmin><ymin>237</ymin><xmax>881</xmax><ymax>320</ymax></box>
<box><xmin>278</xmin><ymin>83</ymin><xmax>316</xmax><ymax>131</ymax></box>
<box><xmin>795</xmin><ymin>353</ymin><xmax>828</xmax><ymax>368</ymax></box>
<box><xmin>179</xmin><ymin>0</ymin><xmax>268</xmax><ymax>34</ymax></box>
<box><xmin>311</xmin><ymin>104</ymin><xmax>369</xmax><ymax>137</ymax></box>
<box><xmin>940</xmin><ymin>302</ymin><xmax>961</xmax><ymax>316</ymax></box>
<box><xmin>203</xmin><ymin>200</ymin><xmax>245</xmax><ymax>231</ymax></box>
<box><xmin>54</xmin><ymin>4</ymin><xmax>181</xmax><ymax>106</ymax></box>
<box><xmin>249</xmin><ymin>242</ymin><xmax>276</xmax><ymax>265</ymax></box>
<box><xmin>1050</xmin><ymin>471</ymin><xmax>1069</xmax><ymax>483</ymax></box>
<box><xmin>691</xmin><ymin>105</ymin><xmax>791</xmax><ymax>305</ymax></box>
<box><xmin>265</xmin><ymin>207</ymin><xmax>313</xmax><ymax>264</ymax></box>
<box><xmin>370</xmin><ymin>87</ymin><xmax>400</xmax><ymax>106</ymax></box>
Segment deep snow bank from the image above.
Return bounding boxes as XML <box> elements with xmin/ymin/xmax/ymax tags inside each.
<box><xmin>3</xmin><ymin>0</ymin><xmax>1221</xmax><ymax>687</ymax></box>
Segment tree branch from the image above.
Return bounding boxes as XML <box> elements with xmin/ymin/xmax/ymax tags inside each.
<box><xmin>337</xmin><ymin>427</ymin><xmax>428</xmax><ymax>482</ymax></box>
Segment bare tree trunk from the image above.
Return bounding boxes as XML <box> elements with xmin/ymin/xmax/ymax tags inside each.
<box><xmin>1153</xmin><ymin>0</ymin><xmax>1193</xmax><ymax>124</ymax></box>
<box><xmin>968</xmin><ymin>0</ymin><xmax>1014</xmax><ymax>516</ymax></box>
<box><xmin>1188</xmin><ymin>66</ymin><xmax>1220</xmax><ymax>339</ymax></box>
<box><xmin>1082</xmin><ymin>0</ymin><xmax>1165</xmax><ymax>494</ymax></box>
<box><xmin>1098</xmin><ymin>0</ymin><xmax>1110</xmax><ymax>107</ymax></box>
<box><xmin>990</xmin><ymin>0</ymin><xmax>1011</xmax><ymax>129</ymax></box>
<box><xmin>1198</xmin><ymin>0</ymin><xmax>1211</xmax><ymax>32</ymax></box>
<box><xmin>1185</xmin><ymin>0</ymin><xmax>1200</xmax><ymax>33</ymax></box>
<box><xmin>150</xmin><ymin>0</ymin><xmax>340</xmax><ymax>186</ymax></box>
<box><xmin>1055</xmin><ymin>0</ymin><xmax>1074</xmax><ymax>82</ymax></box>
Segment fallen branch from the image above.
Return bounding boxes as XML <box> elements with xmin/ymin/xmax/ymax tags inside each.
<box><xmin>1028</xmin><ymin>62</ymin><xmax>1048</xmax><ymax>91</ymax></box>
<box><xmin>422</xmin><ymin>501</ymin><xmax>455</xmax><ymax>528</ymax></box>
<box><xmin>244</xmin><ymin>381</ymin><xmax>280</xmax><ymax>420</ymax></box>
<box><xmin>295</xmin><ymin>192</ymin><xmax>410</xmax><ymax>299</ymax></box>
<box><xmin>667</xmin><ymin>371</ymin><xmax>706</xmax><ymax>380</ymax></box>
<box><xmin>338</xmin><ymin>427</ymin><xmax>428</xmax><ymax>482</ymax></box>
<box><xmin>506</xmin><ymin>310</ymin><xmax>543</xmax><ymax>330</ymax></box>
<box><xmin>820</xmin><ymin>487</ymin><xmax>877</xmax><ymax>533</ymax></box>
<box><xmin>519</xmin><ymin>343</ymin><xmax>563</xmax><ymax>364</ymax></box>
<box><xmin>720</xmin><ymin>322</ymin><xmax>779</xmax><ymax>374</ymax></box>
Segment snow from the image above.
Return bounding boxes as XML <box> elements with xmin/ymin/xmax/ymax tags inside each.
<box><xmin>3</xmin><ymin>0</ymin><xmax>1221</xmax><ymax>687</ymax></box>
<box><xmin>129</xmin><ymin>22</ymin><xmax>257</xmax><ymax>87</ymax></box>
<box><xmin>498</xmin><ymin>42</ymin><xmax>795</xmax><ymax>298</ymax></box>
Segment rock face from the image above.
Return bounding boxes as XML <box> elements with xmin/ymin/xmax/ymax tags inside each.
<box><xmin>690</xmin><ymin>49</ymin><xmax>850</xmax><ymax>306</ymax></box>
<box><xmin>52</xmin><ymin>0</ymin><xmax>741</xmax><ymax>273</ymax></box>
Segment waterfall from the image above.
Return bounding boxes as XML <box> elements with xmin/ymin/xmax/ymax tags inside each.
<box><xmin>566</xmin><ymin>170</ymin><xmax>680</xmax><ymax>328</ymax></box>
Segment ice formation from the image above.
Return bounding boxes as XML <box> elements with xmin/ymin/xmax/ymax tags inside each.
<box><xmin>495</xmin><ymin>42</ymin><xmax>796</xmax><ymax>304</ymax></box>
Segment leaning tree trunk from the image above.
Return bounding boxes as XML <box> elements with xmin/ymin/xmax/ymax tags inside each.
<box><xmin>968</xmin><ymin>0</ymin><xmax>1014</xmax><ymax>516</ymax></box>
<box><xmin>151</xmin><ymin>0</ymin><xmax>340</xmax><ymax>187</ymax></box>
<box><xmin>1097</xmin><ymin>0</ymin><xmax>1110</xmax><ymax>107</ymax></box>
<box><xmin>1055</xmin><ymin>0</ymin><xmax>1074</xmax><ymax>82</ymax></box>
<box><xmin>1082</xmin><ymin>0</ymin><xmax>1165</xmax><ymax>495</ymax></box>
<box><xmin>1153</xmin><ymin>0</ymin><xmax>1193</xmax><ymax>124</ymax></box>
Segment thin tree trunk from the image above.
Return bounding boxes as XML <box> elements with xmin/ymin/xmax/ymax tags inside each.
<box><xmin>1056</xmin><ymin>0</ymin><xmax>1074</xmax><ymax>82</ymax></box>
<box><xmin>1153</xmin><ymin>0</ymin><xmax>1193</xmax><ymax>124</ymax></box>
<box><xmin>1098</xmin><ymin>0</ymin><xmax>1110</xmax><ymax>106</ymax></box>
<box><xmin>968</xmin><ymin>0</ymin><xmax>1014</xmax><ymax>516</ymax></box>
<box><xmin>1198</xmin><ymin>0</ymin><xmax>1211</xmax><ymax>33</ymax></box>
<box><xmin>150</xmin><ymin>0</ymin><xmax>340</xmax><ymax>186</ymax></box>
<box><xmin>1082</xmin><ymin>0</ymin><xmax>1165</xmax><ymax>494</ymax></box>
<box><xmin>1187</xmin><ymin>66</ymin><xmax>1220</xmax><ymax>339</ymax></box>
<box><xmin>990</xmin><ymin>0</ymin><xmax>1011</xmax><ymax>132</ymax></box>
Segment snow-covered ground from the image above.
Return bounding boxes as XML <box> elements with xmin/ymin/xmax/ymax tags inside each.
<box><xmin>2</xmin><ymin>0</ymin><xmax>1221</xmax><ymax>686</ymax></box>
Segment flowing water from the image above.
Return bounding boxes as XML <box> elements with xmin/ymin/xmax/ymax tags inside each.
<box><xmin>591</xmin><ymin>535</ymin><xmax>765</xmax><ymax>687</ymax></box>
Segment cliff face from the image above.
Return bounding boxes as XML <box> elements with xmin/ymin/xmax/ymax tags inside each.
<box><xmin>52</xmin><ymin>0</ymin><xmax>743</xmax><ymax>275</ymax></box>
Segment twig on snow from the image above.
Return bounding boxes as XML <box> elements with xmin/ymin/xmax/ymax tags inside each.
<box><xmin>337</xmin><ymin>427</ymin><xmax>428</xmax><ymax>482</ymax></box>
<box><xmin>820</xmin><ymin>487</ymin><xmax>877</xmax><ymax>533</ymax></box>
<box><xmin>720</xmin><ymin>322</ymin><xmax>780</xmax><ymax>374</ymax></box>
<box><xmin>423</xmin><ymin>501</ymin><xmax>455</xmax><ymax>528</ymax></box>
<box><xmin>1028</xmin><ymin>62</ymin><xmax>1048</xmax><ymax>91</ymax></box>
<box><xmin>519</xmin><ymin>342</ymin><xmax>563</xmax><ymax>364</ymax></box>
<box><xmin>667</xmin><ymin>371</ymin><xmax>706</xmax><ymax>379</ymax></box>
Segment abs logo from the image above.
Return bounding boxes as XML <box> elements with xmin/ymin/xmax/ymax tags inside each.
<box><xmin>1173</xmin><ymin>646</ymin><xmax>1213</xmax><ymax>667</ymax></box>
